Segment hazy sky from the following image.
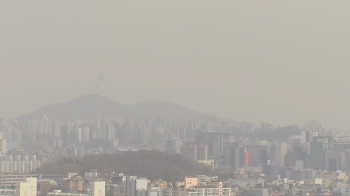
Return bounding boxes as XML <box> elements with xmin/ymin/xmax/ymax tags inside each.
<box><xmin>1</xmin><ymin>1</ymin><xmax>350</xmax><ymax>129</ymax></box>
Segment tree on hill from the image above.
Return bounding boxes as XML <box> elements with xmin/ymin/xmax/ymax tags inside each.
<box><xmin>36</xmin><ymin>150</ymin><xmax>230</xmax><ymax>182</ymax></box>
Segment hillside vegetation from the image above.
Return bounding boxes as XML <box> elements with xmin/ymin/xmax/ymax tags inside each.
<box><xmin>19</xmin><ymin>94</ymin><xmax>209</xmax><ymax>122</ymax></box>
<box><xmin>36</xmin><ymin>150</ymin><xmax>227</xmax><ymax>182</ymax></box>
<box><xmin>236</xmin><ymin>125</ymin><xmax>302</xmax><ymax>141</ymax></box>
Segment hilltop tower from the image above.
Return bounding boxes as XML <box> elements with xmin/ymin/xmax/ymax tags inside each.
<box><xmin>99</xmin><ymin>68</ymin><xmax>105</xmax><ymax>97</ymax></box>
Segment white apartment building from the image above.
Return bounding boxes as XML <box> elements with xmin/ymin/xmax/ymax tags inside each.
<box><xmin>90</xmin><ymin>180</ymin><xmax>105</xmax><ymax>196</ymax></box>
<box><xmin>185</xmin><ymin>186</ymin><xmax>230</xmax><ymax>196</ymax></box>
<box><xmin>16</xmin><ymin>177</ymin><xmax>37</xmax><ymax>196</ymax></box>
<box><xmin>0</xmin><ymin>155</ymin><xmax>40</xmax><ymax>173</ymax></box>
<box><xmin>126</xmin><ymin>176</ymin><xmax>149</xmax><ymax>196</ymax></box>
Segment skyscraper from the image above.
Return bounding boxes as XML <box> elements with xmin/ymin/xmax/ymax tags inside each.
<box><xmin>225</xmin><ymin>143</ymin><xmax>247</xmax><ymax>171</ymax></box>
<box><xmin>195</xmin><ymin>132</ymin><xmax>229</xmax><ymax>159</ymax></box>
<box><xmin>126</xmin><ymin>176</ymin><xmax>137</xmax><ymax>196</ymax></box>
<box><xmin>180</xmin><ymin>142</ymin><xmax>208</xmax><ymax>161</ymax></box>
<box><xmin>310</xmin><ymin>141</ymin><xmax>325</xmax><ymax>170</ymax></box>
<box><xmin>0</xmin><ymin>132</ymin><xmax>7</xmax><ymax>153</ymax></box>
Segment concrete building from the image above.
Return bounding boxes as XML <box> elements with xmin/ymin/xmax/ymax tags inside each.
<box><xmin>271</xmin><ymin>142</ymin><xmax>288</xmax><ymax>167</ymax></box>
<box><xmin>286</xmin><ymin>169</ymin><xmax>305</xmax><ymax>181</ymax></box>
<box><xmin>165</xmin><ymin>138</ymin><xmax>183</xmax><ymax>154</ymax></box>
<box><xmin>136</xmin><ymin>178</ymin><xmax>148</xmax><ymax>196</ymax></box>
<box><xmin>0</xmin><ymin>132</ymin><xmax>7</xmax><ymax>153</ymax></box>
<box><xmin>246</xmin><ymin>145</ymin><xmax>264</xmax><ymax>166</ymax></box>
<box><xmin>0</xmin><ymin>155</ymin><xmax>40</xmax><ymax>173</ymax></box>
<box><xmin>343</xmin><ymin>151</ymin><xmax>350</xmax><ymax>172</ymax></box>
<box><xmin>285</xmin><ymin>146</ymin><xmax>306</xmax><ymax>168</ymax></box>
<box><xmin>323</xmin><ymin>151</ymin><xmax>344</xmax><ymax>171</ymax></box>
<box><xmin>90</xmin><ymin>180</ymin><xmax>105</xmax><ymax>196</ymax></box>
<box><xmin>166</xmin><ymin>188</ymin><xmax>184</xmax><ymax>196</ymax></box>
<box><xmin>127</xmin><ymin>176</ymin><xmax>148</xmax><ymax>196</ymax></box>
<box><xmin>16</xmin><ymin>177</ymin><xmax>37</xmax><ymax>196</ymax></box>
<box><xmin>301</xmin><ymin>131</ymin><xmax>319</xmax><ymax>144</ymax></box>
<box><xmin>288</xmin><ymin>135</ymin><xmax>302</xmax><ymax>152</ymax></box>
<box><xmin>37</xmin><ymin>179</ymin><xmax>57</xmax><ymax>196</ymax></box>
<box><xmin>47</xmin><ymin>180</ymin><xmax>105</xmax><ymax>196</ymax></box>
<box><xmin>38</xmin><ymin>115</ymin><xmax>49</xmax><ymax>135</ymax></box>
<box><xmin>224</xmin><ymin>143</ymin><xmax>247</xmax><ymax>171</ymax></box>
<box><xmin>184</xmin><ymin>177</ymin><xmax>198</xmax><ymax>189</ymax></box>
<box><xmin>310</xmin><ymin>141</ymin><xmax>325</xmax><ymax>170</ymax></box>
<box><xmin>82</xmin><ymin>127</ymin><xmax>90</xmax><ymax>142</ymax></box>
<box><xmin>0</xmin><ymin>174</ymin><xmax>39</xmax><ymax>187</ymax></box>
<box><xmin>185</xmin><ymin>182</ymin><xmax>230</xmax><ymax>196</ymax></box>
<box><xmin>126</xmin><ymin>176</ymin><xmax>137</xmax><ymax>196</ymax></box>
<box><xmin>180</xmin><ymin>143</ymin><xmax>208</xmax><ymax>161</ymax></box>
<box><xmin>295</xmin><ymin>160</ymin><xmax>305</xmax><ymax>170</ymax></box>
<box><xmin>52</xmin><ymin>121</ymin><xmax>61</xmax><ymax>138</ymax></box>
<box><xmin>68</xmin><ymin>176</ymin><xmax>84</xmax><ymax>192</ymax></box>
<box><xmin>136</xmin><ymin>179</ymin><xmax>147</xmax><ymax>190</ymax></box>
<box><xmin>85</xmin><ymin>171</ymin><xmax>98</xmax><ymax>179</ymax></box>
<box><xmin>250</xmin><ymin>189</ymin><xmax>268</xmax><ymax>196</ymax></box>
<box><xmin>334</xmin><ymin>140</ymin><xmax>350</xmax><ymax>152</ymax></box>
<box><xmin>47</xmin><ymin>185</ymin><xmax>105</xmax><ymax>196</ymax></box>
<box><xmin>148</xmin><ymin>186</ymin><xmax>162</xmax><ymax>196</ymax></box>
<box><xmin>195</xmin><ymin>133</ymin><xmax>229</xmax><ymax>159</ymax></box>
<box><xmin>262</xmin><ymin>165</ymin><xmax>281</xmax><ymax>177</ymax></box>
<box><xmin>47</xmin><ymin>190</ymin><xmax>88</xmax><ymax>196</ymax></box>
<box><xmin>240</xmin><ymin>122</ymin><xmax>255</xmax><ymax>133</ymax></box>
<box><xmin>180</xmin><ymin>144</ymin><xmax>196</xmax><ymax>160</ymax></box>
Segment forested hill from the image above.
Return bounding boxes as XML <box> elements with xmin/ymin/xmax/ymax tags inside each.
<box><xmin>236</xmin><ymin>125</ymin><xmax>302</xmax><ymax>141</ymax></box>
<box><xmin>18</xmin><ymin>94</ymin><xmax>211</xmax><ymax>123</ymax></box>
<box><xmin>36</xmin><ymin>150</ymin><xmax>226</xmax><ymax>182</ymax></box>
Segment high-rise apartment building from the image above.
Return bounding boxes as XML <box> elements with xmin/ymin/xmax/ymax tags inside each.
<box><xmin>0</xmin><ymin>132</ymin><xmax>7</xmax><ymax>153</ymax></box>
<box><xmin>68</xmin><ymin>176</ymin><xmax>84</xmax><ymax>192</ymax></box>
<box><xmin>165</xmin><ymin>139</ymin><xmax>183</xmax><ymax>154</ymax></box>
<box><xmin>270</xmin><ymin>142</ymin><xmax>288</xmax><ymax>167</ymax></box>
<box><xmin>0</xmin><ymin>155</ymin><xmax>40</xmax><ymax>173</ymax></box>
<box><xmin>301</xmin><ymin>131</ymin><xmax>319</xmax><ymax>144</ymax></box>
<box><xmin>195</xmin><ymin>133</ymin><xmax>229</xmax><ymax>159</ymax></box>
<box><xmin>126</xmin><ymin>176</ymin><xmax>148</xmax><ymax>196</ymax></box>
<box><xmin>82</xmin><ymin>127</ymin><xmax>90</xmax><ymax>142</ymax></box>
<box><xmin>180</xmin><ymin>143</ymin><xmax>208</xmax><ymax>161</ymax></box>
<box><xmin>52</xmin><ymin>121</ymin><xmax>61</xmax><ymax>138</ymax></box>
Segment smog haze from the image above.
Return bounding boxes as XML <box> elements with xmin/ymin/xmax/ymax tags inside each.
<box><xmin>1</xmin><ymin>1</ymin><xmax>350</xmax><ymax>129</ymax></box>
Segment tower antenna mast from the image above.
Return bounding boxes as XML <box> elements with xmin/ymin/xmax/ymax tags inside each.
<box><xmin>99</xmin><ymin>67</ymin><xmax>105</xmax><ymax>97</ymax></box>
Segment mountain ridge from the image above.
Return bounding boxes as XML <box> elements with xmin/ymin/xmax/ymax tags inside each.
<box><xmin>18</xmin><ymin>94</ymin><xmax>212</xmax><ymax>123</ymax></box>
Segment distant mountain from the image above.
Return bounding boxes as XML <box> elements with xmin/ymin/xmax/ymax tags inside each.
<box><xmin>18</xmin><ymin>94</ymin><xmax>210</xmax><ymax>123</ymax></box>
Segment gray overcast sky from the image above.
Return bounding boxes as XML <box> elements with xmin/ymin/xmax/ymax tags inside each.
<box><xmin>1</xmin><ymin>1</ymin><xmax>350</xmax><ymax>129</ymax></box>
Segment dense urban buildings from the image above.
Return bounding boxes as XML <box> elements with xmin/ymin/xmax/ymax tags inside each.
<box><xmin>2</xmin><ymin>113</ymin><xmax>350</xmax><ymax>195</ymax></box>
